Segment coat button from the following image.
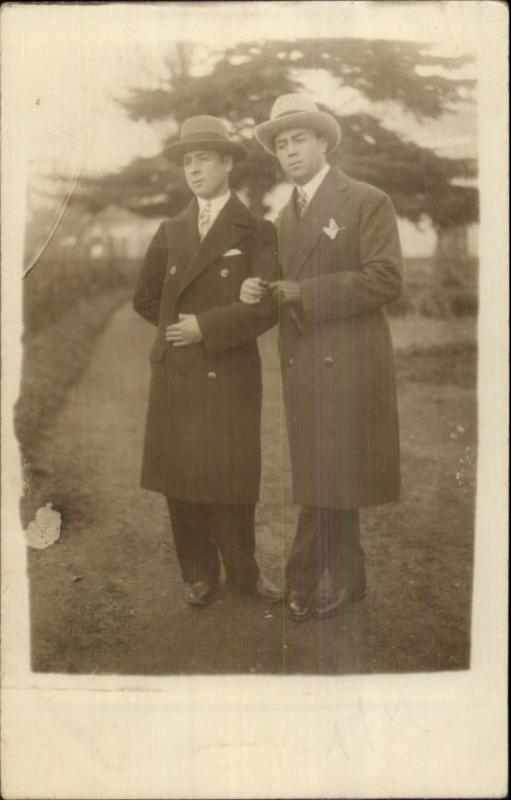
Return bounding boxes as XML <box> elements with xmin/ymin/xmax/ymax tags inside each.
<box><xmin>207</xmin><ymin>371</ymin><xmax>217</xmax><ymax>380</ymax></box>
<box><xmin>324</xmin><ymin>356</ymin><xmax>334</xmax><ymax>366</ymax></box>
<box><xmin>169</xmin><ymin>265</ymin><xmax>177</xmax><ymax>276</ymax></box>
<box><xmin>220</xmin><ymin>268</ymin><xmax>230</xmax><ymax>278</ymax></box>
<box><xmin>287</xmin><ymin>357</ymin><xmax>294</xmax><ymax>367</ymax></box>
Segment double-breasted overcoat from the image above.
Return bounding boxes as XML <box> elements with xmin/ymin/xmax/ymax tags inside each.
<box><xmin>133</xmin><ymin>194</ymin><xmax>278</xmax><ymax>504</ymax></box>
<box><xmin>277</xmin><ymin>167</ymin><xmax>402</xmax><ymax>509</ymax></box>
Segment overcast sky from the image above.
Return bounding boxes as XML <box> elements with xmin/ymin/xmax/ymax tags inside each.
<box><xmin>5</xmin><ymin>2</ymin><xmax>480</xmax><ymax>188</ymax></box>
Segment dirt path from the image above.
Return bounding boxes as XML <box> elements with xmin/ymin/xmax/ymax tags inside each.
<box><xmin>27</xmin><ymin>304</ymin><xmax>476</xmax><ymax>674</ymax></box>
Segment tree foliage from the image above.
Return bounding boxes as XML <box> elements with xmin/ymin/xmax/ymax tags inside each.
<box><xmin>76</xmin><ymin>38</ymin><xmax>478</xmax><ymax>229</ymax></box>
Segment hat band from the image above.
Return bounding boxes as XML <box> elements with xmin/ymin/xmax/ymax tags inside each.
<box><xmin>180</xmin><ymin>130</ymin><xmax>229</xmax><ymax>143</ymax></box>
<box><xmin>272</xmin><ymin>109</ymin><xmax>318</xmax><ymax>120</ymax></box>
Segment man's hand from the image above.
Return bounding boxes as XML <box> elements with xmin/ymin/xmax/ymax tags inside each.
<box><xmin>270</xmin><ymin>280</ymin><xmax>302</xmax><ymax>306</ymax></box>
<box><xmin>166</xmin><ymin>314</ymin><xmax>203</xmax><ymax>347</ymax></box>
<box><xmin>239</xmin><ymin>277</ymin><xmax>270</xmax><ymax>304</ymax></box>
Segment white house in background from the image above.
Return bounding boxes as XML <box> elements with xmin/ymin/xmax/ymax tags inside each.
<box><xmin>397</xmin><ymin>217</ymin><xmax>478</xmax><ymax>259</ymax></box>
<box><xmin>263</xmin><ymin>183</ymin><xmax>478</xmax><ymax>259</ymax></box>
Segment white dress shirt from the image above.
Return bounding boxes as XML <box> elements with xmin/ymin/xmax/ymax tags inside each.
<box><xmin>296</xmin><ymin>163</ymin><xmax>331</xmax><ymax>205</ymax></box>
<box><xmin>197</xmin><ymin>190</ymin><xmax>232</xmax><ymax>236</ymax></box>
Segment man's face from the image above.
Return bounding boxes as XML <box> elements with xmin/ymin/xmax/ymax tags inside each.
<box><xmin>274</xmin><ymin>127</ymin><xmax>328</xmax><ymax>185</ymax></box>
<box><xmin>183</xmin><ymin>150</ymin><xmax>232</xmax><ymax>199</ymax></box>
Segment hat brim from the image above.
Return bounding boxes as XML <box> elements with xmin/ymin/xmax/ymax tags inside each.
<box><xmin>255</xmin><ymin>111</ymin><xmax>341</xmax><ymax>156</ymax></box>
<box><xmin>163</xmin><ymin>138</ymin><xmax>247</xmax><ymax>164</ymax></box>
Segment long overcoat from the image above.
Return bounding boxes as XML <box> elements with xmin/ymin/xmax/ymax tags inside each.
<box><xmin>133</xmin><ymin>194</ymin><xmax>278</xmax><ymax>504</ymax></box>
<box><xmin>277</xmin><ymin>167</ymin><xmax>402</xmax><ymax>509</ymax></box>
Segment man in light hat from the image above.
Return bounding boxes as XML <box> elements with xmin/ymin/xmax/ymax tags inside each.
<box><xmin>243</xmin><ymin>93</ymin><xmax>402</xmax><ymax>621</ymax></box>
<box><xmin>134</xmin><ymin>115</ymin><xmax>281</xmax><ymax>608</ymax></box>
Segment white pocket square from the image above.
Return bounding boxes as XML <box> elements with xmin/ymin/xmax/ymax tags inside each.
<box><xmin>322</xmin><ymin>219</ymin><xmax>345</xmax><ymax>240</ymax></box>
<box><xmin>223</xmin><ymin>248</ymin><xmax>243</xmax><ymax>257</ymax></box>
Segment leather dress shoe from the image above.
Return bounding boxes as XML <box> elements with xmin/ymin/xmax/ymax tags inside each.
<box><xmin>286</xmin><ymin>589</ymin><xmax>314</xmax><ymax>622</ymax></box>
<box><xmin>254</xmin><ymin>575</ymin><xmax>283</xmax><ymax>603</ymax></box>
<box><xmin>314</xmin><ymin>585</ymin><xmax>366</xmax><ymax>620</ymax></box>
<box><xmin>184</xmin><ymin>580</ymin><xmax>217</xmax><ymax>607</ymax></box>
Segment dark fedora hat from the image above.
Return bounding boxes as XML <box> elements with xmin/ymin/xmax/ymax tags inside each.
<box><xmin>163</xmin><ymin>115</ymin><xmax>247</xmax><ymax>164</ymax></box>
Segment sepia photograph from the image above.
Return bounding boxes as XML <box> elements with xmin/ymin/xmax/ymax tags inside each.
<box><xmin>15</xmin><ymin>6</ymin><xmax>479</xmax><ymax>677</ymax></box>
<box><xmin>1</xmin><ymin>2</ymin><xmax>508</xmax><ymax>798</ymax></box>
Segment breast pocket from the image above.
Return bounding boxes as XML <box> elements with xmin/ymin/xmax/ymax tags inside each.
<box><xmin>308</xmin><ymin>234</ymin><xmax>342</xmax><ymax>277</ymax></box>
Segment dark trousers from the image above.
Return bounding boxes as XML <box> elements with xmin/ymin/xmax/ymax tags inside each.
<box><xmin>285</xmin><ymin>506</ymin><xmax>366</xmax><ymax>596</ymax></box>
<box><xmin>166</xmin><ymin>498</ymin><xmax>260</xmax><ymax>590</ymax></box>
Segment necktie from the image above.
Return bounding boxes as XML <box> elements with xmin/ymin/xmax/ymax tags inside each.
<box><xmin>198</xmin><ymin>202</ymin><xmax>212</xmax><ymax>240</ymax></box>
<box><xmin>296</xmin><ymin>187</ymin><xmax>309</xmax><ymax>219</ymax></box>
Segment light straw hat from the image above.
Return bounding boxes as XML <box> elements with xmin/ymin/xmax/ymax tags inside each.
<box><xmin>255</xmin><ymin>93</ymin><xmax>341</xmax><ymax>156</ymax></box>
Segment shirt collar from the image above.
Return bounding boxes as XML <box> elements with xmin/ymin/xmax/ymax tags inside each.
<box><xmin>197</xmin><ymin>190</ymin><xmax>232</xmax><ymax>216</ymax></box>
<box><xmin>297</xmin><ymin>164</ymin><xmax>330</xmax><ymax>202</ymax></box>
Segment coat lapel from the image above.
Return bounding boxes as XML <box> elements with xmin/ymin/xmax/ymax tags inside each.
<box><xmin>163</xmin><ymin>200</ymin><xmax>198</xmax><ymax>273</ymax></box>
<box><xmin>278</xmin><ymin>167</ymin><xmax>350</xmax><ymax>279</ymax></box>
<box><xmin>277</xmin><ymin>198</ymin><xmax>298</xmax><ymax>279</ymax></box>
<box><xmin>178</xmin><ymin>194</ymin><xmax>250</xmax><ymax>297</ymax></box>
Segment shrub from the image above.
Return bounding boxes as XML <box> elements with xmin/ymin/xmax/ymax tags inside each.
<box><xmin>23</xmin><ymin>250</ymin><xmax>129</xmax><ymax>334</ymax></box>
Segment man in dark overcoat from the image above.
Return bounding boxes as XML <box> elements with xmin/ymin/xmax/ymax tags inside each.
<box><xmin>244</xmin><ymin>94</ymin><xmax>402</xmax><ymax>621</ymax></box>
<box><xmin>133</xmin><ymin>116</ymin><xmax>281</xmax><ymax>607</ymax></box>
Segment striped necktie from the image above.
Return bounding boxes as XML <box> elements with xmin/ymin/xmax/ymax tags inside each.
<box><xmin>296</xmin><ymin>186</ymin><xmax>309</xmax><ymax>219</ymax></box>
<box><xmin>198</xmin><ymin>202</ymin><xmax>212</xmax><ymax>240</ymax></box>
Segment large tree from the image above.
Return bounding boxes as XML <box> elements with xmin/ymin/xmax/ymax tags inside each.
<box><xmin>75</xmin><ymin>38</ymin><xmax>478</xmax><ymax>311</ymax></box>
<box><xmin>81</xmin><ymin>39</ymin><xmax>477</xmax><ymax>219</ymax></box>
